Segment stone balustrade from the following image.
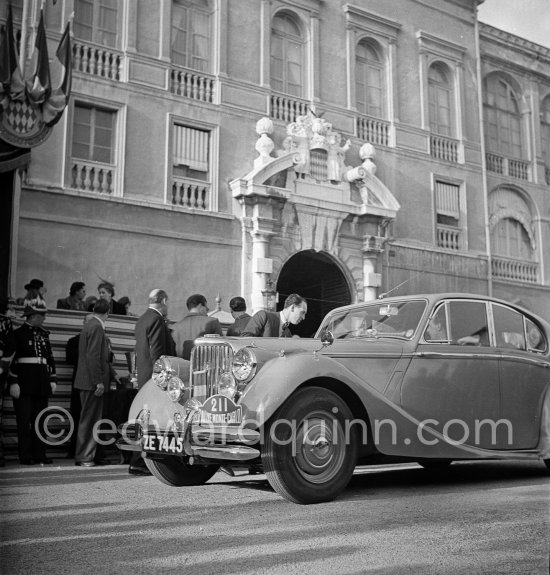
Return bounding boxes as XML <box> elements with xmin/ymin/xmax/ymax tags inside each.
<box><xmin>492</xmin><ymin>256</ymin><xmax>538</xmax><ymax>283</ymax></box>
<box><xmin>437</xmin><ymin>225</ymin><xmax>461</xmax><ymax>250</ymax></box>
<box><xmin>71</xmin><ymin>160</ymin><xmax>115</xmax><ymax>194</ymax></box>
<box><xmin>270</xmin><ymin>94</ymin><xmax>309</xmax><ymax>123</ymax></box>
<box><xmin>486</xmin><ymin>152</ymin><xmax>530</xmax><ymax>181</ymax></box>
<box><xmin>356</xmin><ymin>116</ymin><xmax>390</xmax><ymax>147</ymax></box>
<box><xmin>169</xmin><ymin>67</ymin><xmax>215</xmax><ymax>103</ymax></box>
<box><xmin>171</xmin><ymin>176</ymin><xmax>210</xmax><ymax>210</ymax></box>
<box><xmin>72</xmin><ymin>40</ymin><xmax>123</xmax><ymax>81</ymax></box>
<box><xmin>430</xmin><ymin>135</ymin><xmax>458</xmax><ymax>163</ymax></box>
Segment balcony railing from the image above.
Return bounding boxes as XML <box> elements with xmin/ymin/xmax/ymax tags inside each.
<box><xmin>71</xmin><ymin>159</ymin><xmax>115</xmax><ymax>194</ymax></box>
<box><xmin>270</xmin><ymin>94</ymin><xmax>309</xmax><ymax>123</ymax></box>
<box><xmin>73</xmin><ymin>40</ymin><xmax>123</xmax><ymax>81</ymax></box>
<box><xmin>492</xmin><ymin>256</ymin><xmax>538</xmax><ymax>283</ymax></box>
<box><xmin>356</xmin><ymin>116</ymin><xmax>389</xmax><ymax>146</ymax></box>
<box><xmin>169</xmin><ymin>67</ymin><xmax>215</xmax><ymax>103</ymax></box>
<box><xmin>486</xmin><ymin>153</ymin><xmax>529</xmax><ymax>181</ymax></box>
<box><xmin>436</xmin><ymin>225</ymin><xmax>461</xmax><ymax>251</ymax></box>
<box><xmin>171</xmin><ymin>176</ymin><xmax>210</xmax><ymax>210</ymax></box>
<box><xmin>430</xmin><ymin>135</ymin><xmax>458</xmax><ymax>163</ymax></box>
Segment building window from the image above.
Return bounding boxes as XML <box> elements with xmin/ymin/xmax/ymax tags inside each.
<box><xmin>171</xmin><ymin>0</ymin><xmax>211</xmax><ymax>72</ymax></box>
<box><xmin>271</xmin><ymin>12</ymin><xmax>304</xmax><ymax>97</ymax></box>
<box><xmin>171</xmin><ymin>124</ymin><xmax>211</xmax><ymax>209</ymax></box>
<box><xmin>492</xmin><ymin>218</ymin><xmax>531</xmax><ymax>260</ymax></box>
<box><xmin>428</xmin><ymin>63</ymin><xmax>453</xmax><ymax>136</ymax></box>
<box><xmin>484</xmin><ymin>75</ymin><xmax>523</xmax><ymax>159</ymax></box>
<box><xmin>71</xmin><ymin>103</ymin><xmax>116</xmax><ymax>194</ymax></box>
<box><xmin>355</xmin><ymin>39</ymin><xmax>384</xmax><ymax>118</ymax></box>
<box><xmin>434</xmin><ymin>180</ymin><xmax>462</xmax><ymax>250</ymax></box>
<box><xmin>73</xmin><ymin>0</ymin><xmax>119</xmax><ymax>48</ymax></box>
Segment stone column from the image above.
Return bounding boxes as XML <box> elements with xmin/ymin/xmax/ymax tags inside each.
<box><xmin>362</xmin><ymin>235</ymin><xmax>384</xmax><ymax>301</ymax></box>
<box><xmin>251</xmin><ymin>228</ymin><xmax>275</xmax><ymax>312</ymax></box>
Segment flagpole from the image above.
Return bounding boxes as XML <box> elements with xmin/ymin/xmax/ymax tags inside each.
<box><xmin>19</xmin><ymin>0</ymin><xmax>32</xmax><ymax>75</ymax></box>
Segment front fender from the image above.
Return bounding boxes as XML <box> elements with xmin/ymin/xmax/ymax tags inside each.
<box><xmin>128</xmin><ymin>380</ymin><xmax>181</xmax><ymax>430</ymax></box>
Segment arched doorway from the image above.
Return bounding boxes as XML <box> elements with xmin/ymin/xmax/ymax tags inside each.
<box><xmin>276</xmin><ymin>250</ymin><xmax>352</xmax><ymax>337</ymax></box>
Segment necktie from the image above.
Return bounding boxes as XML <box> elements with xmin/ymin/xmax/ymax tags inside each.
<box><xmin>281</xmin><ymin>322</ymin><xmax>289</xmax><ymax>336</ymax></box>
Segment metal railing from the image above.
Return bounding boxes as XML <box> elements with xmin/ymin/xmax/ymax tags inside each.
<box><xmin>171</xmin><ymin>176</ymin><xmax>210</xmax><ymax>210</ymax></box>
<box><xmin>71</xmin><ymin>159</ymin><xmax>115</xmax><ymax>194</ymax></box>
<box><xmin>72</xmin><ymin>40</ymin><xmax>123</xmax><ymax>81</ymax></box>
<box><xmin>492</xmin><ymin>256</ymin><xmax>538</xmax><ymax>283</ymax></box>
<box><xmin>169</xmin><ymin>67</ymin><xmax>215</xmax><ymax>103</ymax></box>
<box><xmin>430</xmin><ymin>135</ymin><xmax>459</xmax><ymax>163</ymax></box>
<box><xmin>486</xmin><ymin>152</ymin><xmax>530</xmax><ymax>181</ymax></box>
<box><xmin>356</xmin><ymin>116</ymin><xmax>390</xmax><ymax>146</ymax></box>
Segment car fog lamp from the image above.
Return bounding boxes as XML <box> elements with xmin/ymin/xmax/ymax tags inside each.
<box><xmin>166</xmin><ymin>376</ymin><xmax>184</xmax><ymax>402</ymax></box>
<box><xmin>152</xmin><ymin>358</ymin><xmax>173</xmax><ymax>389</ymax></box>
<box><xmin>232</xmin><ymin>348</ymin><xmax>257</xmax><ymax>382</ymax></box>
<box><xmin>218</xmin><ymin>372</ymin><xmax>237</xmax><ymax>398</ymax></box>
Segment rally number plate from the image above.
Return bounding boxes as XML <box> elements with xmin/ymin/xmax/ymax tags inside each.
<box><xmin>199</xmin><ymin>394</ymin><xmax>242</xmax><ymax>425</ymax></box>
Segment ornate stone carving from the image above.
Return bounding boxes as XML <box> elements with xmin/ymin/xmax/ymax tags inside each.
<box><xmin>254</xmin><ymin>117</ymin><xmax>275</xmax><ymax>169</ymax></box>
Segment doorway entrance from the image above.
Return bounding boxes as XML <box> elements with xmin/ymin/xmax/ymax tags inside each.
<box><xmin>276</xmin><ymin>250</ymin><xmax>352</xmax><ymax>337</ymax></box>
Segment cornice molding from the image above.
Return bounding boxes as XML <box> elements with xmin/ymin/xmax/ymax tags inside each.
<box><xmin>343</xmin><ymin>4</ymin><xmax>401</xmax><ymax>40</ymax></box>
<box><xmin>479</xmin><ymin>23</ymin><xmax>550</xmax><ymax>65</ymax></box>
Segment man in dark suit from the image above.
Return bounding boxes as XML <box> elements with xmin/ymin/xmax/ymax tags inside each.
<box><xmin>226</xmin><ymin>296</ymin><xmax>251</xmax><ymax>337</ymax></box>
<box><xmin>74</xmin><ymin>299</ymin><xmax>117</xmax><ymax>467</ymax></box>
<box><xmin>241</xmin><ymin>293</ymin><xmax>308</xmax><ymax>337</ymax></box>
<box><xmin>172</xmin><ymin>294</ymin><xmax>223</xmax><ymax>360</ymax></box>
<box><xmin>130</xmin><ymin>289</ymin><xmax>175</xmax><ymax>475</ymax></box>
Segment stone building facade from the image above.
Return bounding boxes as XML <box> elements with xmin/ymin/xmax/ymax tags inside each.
<box><xmin>3</xmin><ymin>0</ymin><xmax>549</xmax><ymax>333</ymax></box>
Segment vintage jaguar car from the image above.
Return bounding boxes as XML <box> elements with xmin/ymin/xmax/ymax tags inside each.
<box><xmin>119</xmin><ymin>293</ymin><xmax>550</xmax><ymax>504</ymax></box>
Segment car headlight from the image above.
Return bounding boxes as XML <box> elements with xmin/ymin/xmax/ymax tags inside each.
<box><xmin>218</xmin><ymin>372</ymin><xmax>237</xmax><ymax>398</ymax></box>
<box><xmin>152</xmin><ymin>357</ymin><xmax>173</xmax><ymax>389</ymax></box>
<box><xmin>231</xmin><ymin>347</ymin><xmax>257</xmax><ymax>382</ymax></box>
<box><xmin>166</xmin><ymin>376</ymin><xmax>185</xmax><ymax>402</ymax></box>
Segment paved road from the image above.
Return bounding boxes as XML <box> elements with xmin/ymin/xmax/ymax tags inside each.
<box><xmin>0</xmin><ymin>459</ymin><xmax>549</xmax><ymax>575</ymax></box>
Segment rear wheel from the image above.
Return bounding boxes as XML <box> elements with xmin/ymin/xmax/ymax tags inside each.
<box><xmin>261</xmin><ymin>387</ymin><xmax>358</xmax><ymax>504</ymax></box>
<box><xmin>145</xmin><ymin>456</ymin><xmax>219</xmax><ymax>486</ymax></box>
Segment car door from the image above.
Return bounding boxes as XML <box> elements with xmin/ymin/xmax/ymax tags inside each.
<box><xmin>401</xmin><ymin>299</ymin><xmax>501</xmax><ymax>450</ymax></box>
<box><xmin>492</xmin><ymin>303</ymin><xmax>550</xmax><ymax>449</ymax></box>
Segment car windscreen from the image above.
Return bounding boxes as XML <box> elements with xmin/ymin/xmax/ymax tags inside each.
<box><xmin>319</xmin><ymin>300</ymin><xmax>427</xmax><ymax>340</ymax></box>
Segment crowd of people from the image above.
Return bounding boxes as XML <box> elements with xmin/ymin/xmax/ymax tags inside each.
<box><xmin>0</xmin><ymin>277</ymin><xmax>308</xmax><ymax>472</ymax></box>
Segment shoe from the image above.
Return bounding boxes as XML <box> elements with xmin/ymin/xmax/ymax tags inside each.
<box><xmin>75</xmin><ymin>461</ymin><xmax>96</xmax><ymax>467</ymax></box>
<box><xmin>128</xmin><ymin>465</ymin><xmax>152</xmax><ymax>476</ymax></box>
<box><xmin>37</xmin><ymin>458</ymin><xmax>53</xmax><ymax>464</ymax></box>
<box><xmin>20</xmin><ymin>459</ymin><xmax>34</xmax><ymax>465</ymax></box>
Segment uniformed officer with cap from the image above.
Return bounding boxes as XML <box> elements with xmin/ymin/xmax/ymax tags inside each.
<box><xmin>8</xmin><ymin>303</ymin><xmax>57</xmax><ymax>465</ymax></box>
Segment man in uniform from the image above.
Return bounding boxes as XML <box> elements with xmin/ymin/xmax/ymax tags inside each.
<box><xmin>8</xmin><ymin>303</ymin><xmax>56</xmax><ymax>465</ymax></box>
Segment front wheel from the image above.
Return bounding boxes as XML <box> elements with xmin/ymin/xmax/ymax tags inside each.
<box><xmin>261</xmin><ymin>387</ymin><xmax>358</xmax><ymax>504</ymax></box>
<box><xmin>145</xmin><ymin>456</ymin><xmax>219</xmax><ymax>486</ymax></box>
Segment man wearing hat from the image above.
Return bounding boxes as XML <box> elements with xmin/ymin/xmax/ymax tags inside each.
<box><xmin>22</xmin><ymin>278</ymin><xmax>47</xmax><ymax>308</ymax></box>
<box><xmin>8</xmin><ymin>303</ymin><xmax>56</xmax><ymax>465</ymax></box>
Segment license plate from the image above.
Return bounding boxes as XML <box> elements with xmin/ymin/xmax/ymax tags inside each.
<box><xmin>142</xmin><ymin>434</ymin><xmax>184</xmax><ymax>454</ymax></box>
<box><xmin>199</xmin><ymin>394</ymin><xmax>242</xmax><ymax>425</ymax></box>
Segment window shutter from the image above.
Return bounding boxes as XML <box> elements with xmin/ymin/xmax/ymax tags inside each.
<box><xmin>435</xmin><ymin>181</ymin><xmax>459</xmax><ymax>219</ymax></box>
<box><xmin>173</xmin><ymin>126</ymin><xmax>209</xmax><ymax>171</ymax></box>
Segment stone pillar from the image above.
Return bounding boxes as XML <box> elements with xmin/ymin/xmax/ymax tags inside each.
<box><xmin>251</xmin><ymin>228</ymin><xmax>275</xmax><ymax>312</ymax></box>
<box><xmin>362</xmin><ymin>235</ymin><xmax>384</xmax><ymax>301</ymax></box>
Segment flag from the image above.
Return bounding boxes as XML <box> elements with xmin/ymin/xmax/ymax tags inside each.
<box><xmin>42</xmin><ymin>21</ymin><xmax>72</xmax><ymax>126</ymax></box>
<box><xmin>26</xmin><ymin>10</ymin><xmax>51</xmax><ymax>105</ymax></box>
<box><xmin>0</xmin><ymin>4</ymin><xmax>25</xmax><ymax>101</ymax></box>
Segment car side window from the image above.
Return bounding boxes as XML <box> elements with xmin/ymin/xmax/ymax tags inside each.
<box><xmin>492</xmin><ymin>304</ymin><xmax>526</xmax><ymax>350</ymax></box>
<box><xmin>424</xmin><ymin>305</ymin><xmax>448</xmax><ymax>342</ymax></box>
<box><xmin>448</xmin><ymin>301</ymin><xmax>490</xmax><ymax>346</ymax></box>
<box><xmin>525</xmin><ymin>319</ymin><xmax>547</xmax><ymax>353</ymax></box>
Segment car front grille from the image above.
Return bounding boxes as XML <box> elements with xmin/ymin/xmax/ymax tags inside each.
<box><xmin>190</xmin><ymin>342</ymin><xmax>233</xmax><ymax>401</ymax></box>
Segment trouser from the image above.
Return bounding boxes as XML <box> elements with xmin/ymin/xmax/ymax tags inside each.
<box><xmin>13</xmin><ymin>395</ymin><xmax>49</xmax><ymax>462</ymax></box>
<box><xmin>67</xmin><ymin>385</ymin><xmax>82</xmax><ymax>457</ymax></box>
<box><xmin>75</xmin><ymin>390</ymin><xmax>104</xmax><ymax>463</ymax></box>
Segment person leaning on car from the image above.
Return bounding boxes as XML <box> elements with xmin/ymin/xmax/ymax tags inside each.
<box><xmin>241</xmin><ymin>293</ymin><xmax>307</xmax><ymax>337</ymax></box>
